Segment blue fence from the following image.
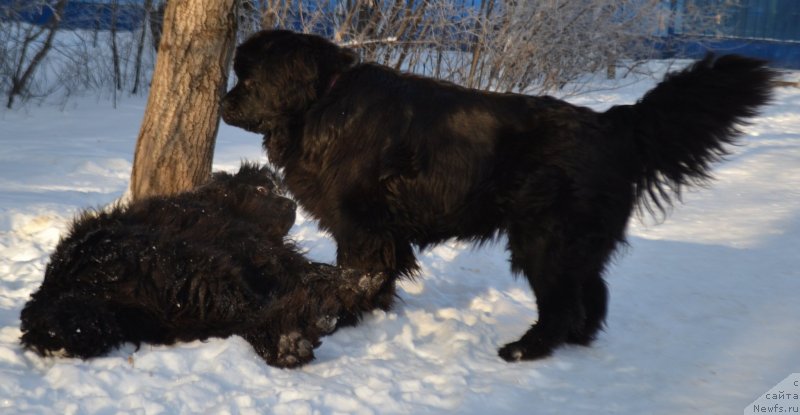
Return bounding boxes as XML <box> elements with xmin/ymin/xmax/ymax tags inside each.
<box><xmin>661</xmin><ymin>35</ymin><xmax>800</xmax><ymax>69</ymax></box>
<box><xmin>0</xmin><ymin>0</ymin><xmax>144</xmax><ymax>31</ymax></box>
<box><xmin>2</xmin><ymin>0</ymin><xmax>799</xmax><ymax>68</ymax></box>
<box><xmin>663</xmin><ymin>0</ymin><xmax>800</xmax><ymax>68</ymax></box>
<box><xmin>691</xmin><ymin>0</ymin><xmax>800</xmax><ymax>41</ymax></box>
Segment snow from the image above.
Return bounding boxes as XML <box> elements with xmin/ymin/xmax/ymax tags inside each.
<box><xmin>1</xmin><ymin>69</ymin><xmax>799</xmax><ymax>414</ymax></box>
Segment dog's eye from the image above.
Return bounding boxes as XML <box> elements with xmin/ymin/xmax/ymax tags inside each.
<box><xmin>256</xmin><ymin>186</ymin><xmax>269</xmax><ymax>195</ymax></box>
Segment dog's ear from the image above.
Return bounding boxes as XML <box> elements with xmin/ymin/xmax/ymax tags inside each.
<box><xmin>338</xmin><ymin>47</ymin><xmax>359</xmax><ymax>70</ymax></box>
<box><xmin>314</xmin><ymin>39</ymin><xmax>358</xmax><ymax>76</ymax></box>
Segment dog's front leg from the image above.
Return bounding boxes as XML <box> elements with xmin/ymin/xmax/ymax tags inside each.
<box><xmin>241</xmin><ymin>328</ymin><xmax>318</xmax><ymax>369</ymax></box>
<box><xmin>332</xmin><ymin>226</ymin><xmax>417</xmax><ymax>315</ymax></box>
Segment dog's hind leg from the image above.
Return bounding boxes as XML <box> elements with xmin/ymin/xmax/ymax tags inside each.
<box><xmin>499</xmin><ymin>228</ymin><xmax>583</xmax><ymax>361</ymax></box>
<box><xmin>501</xmin><ymin>223</ymin><xmax>621</xmax><ymax>361</ymax></box>
<box><xmin>567</xmin><ymin>267</ymin><xmax>609</xmax><ymax>346</ymax></box>
<box><xmin>499</xmin><ymin>174</ymin><xmax>628</xmax><ymax>361</ymax></box>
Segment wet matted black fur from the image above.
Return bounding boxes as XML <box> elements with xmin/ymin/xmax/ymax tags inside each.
<box><xmin>221</xmin><ymin>30</ymin><xmax>776</xmax><ymax>361</ymax></box>
<box><xmin>20</xmin><ymin>163</ymin><xmax>386</xmax><ymax>368</ymax></box>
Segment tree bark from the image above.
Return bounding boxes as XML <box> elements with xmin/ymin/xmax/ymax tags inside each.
<box><xmin>130</xmin><ymin>0</ymin><xmax>238</xmax><ymax>200</ymax></box>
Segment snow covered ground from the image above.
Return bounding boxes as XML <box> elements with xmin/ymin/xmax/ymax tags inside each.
<box><xmin>1</xmin><ymin>66</ymin><xmax>798</xmax><ymax>414</ymax></box>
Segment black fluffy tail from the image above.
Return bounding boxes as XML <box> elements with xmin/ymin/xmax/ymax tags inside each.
<box><xmin>602</xmin><ymin>54</ymin><xmax>776</xmax><ymax>213</ymax></box>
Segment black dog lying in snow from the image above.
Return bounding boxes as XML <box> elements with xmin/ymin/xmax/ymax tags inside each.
<box><xmin>20</xmin><ymin>163</ymin><xmax>385</xmax><ymax>368</ymax></box>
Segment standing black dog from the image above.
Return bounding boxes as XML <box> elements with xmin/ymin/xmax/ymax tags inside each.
<box><xmin>221</xmin><ymin>30</ymin><xmax>775</xmax><ymax>361</ymax></box>
<box><xmin>20</xmin><ymin>163</ymin><xmax>386</xmax><ymax>368</ymax></box>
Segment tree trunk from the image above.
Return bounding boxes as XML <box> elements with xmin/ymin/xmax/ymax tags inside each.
<box><xmin>130</xmin><ymin>0</ymin><xmax>238</xmax><ymax>200</ymax></box>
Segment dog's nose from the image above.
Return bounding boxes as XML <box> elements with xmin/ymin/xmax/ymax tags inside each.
<box><xmin>282</xmin><ymin>198</ymin><xmax>298</xmax><ymax>214</ymax></box>
<box><xmin>219</xmin><ymin>95</ymin><xmax>237</xmax><ymax>122</ymax></box>
<box><xmin>280</xmin><ymin>208</ymin><xmax>297</xmax><ymax>235</ymax></box>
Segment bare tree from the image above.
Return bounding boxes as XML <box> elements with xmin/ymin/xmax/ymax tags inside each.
<box><xmin>129</xmin><ymin>0</ymin><xmax>239</xmax><ymax>200</ymax></box>
<box><xmin>3</xmin><ymin>0</ymin><xmax>67</xmax><ymax>108</ymax></box>
<box><xmin>131</xmin><ymin>0</ymin><xmax>155</xmax><ymax>94</ymax></box>
<box><xmin>109</xmin><ymin>0</ymin><xmax>122</xmax><ymax>92</ymax></box>
<box><xmin>244</xmin><ymin>0</ymin><xmax>732</xmax><ymax>95</ymax></box>
<box><xmin>1</xmin><ymin>0</ymin><xmax>162</xmax><ymax>106</ymax></box>
<box><xmin>0</xmin><ymin>0</ymin><xmax>734</xmax><ymax>108</ymax></box>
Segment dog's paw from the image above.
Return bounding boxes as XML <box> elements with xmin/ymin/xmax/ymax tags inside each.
<box><xmin>273</xmin><ymin>331</ymin><xmax>316</xmax><ymax>368</ymax></box>
<box><xmin>356</xmin><ymin>271</ymin><xmax>387</xmax><ymax>296</ymax></box>
<box><xmin>334</xmin><ymin>269</ymin><xmax>388</xmax><ymax>298</ymax></box>
<box><xmin>498</xmin><ymin>339</ymin><xmax>553</xmax><ymax>362</ymax></box>
<box><xmin>315</xmin><ymin>315</ymin><xmax>338</xmax><ymax>334</ymax></box>
<box><xmin>565</xmin><ymin>331</ymin><xmax>597</xmax><ymax>346</ymax></box>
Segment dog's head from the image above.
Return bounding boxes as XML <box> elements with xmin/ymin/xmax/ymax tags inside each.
<box><xmin>201</xmin><ymin>163</ymin><xmax>297</xmax><ymax>239</ymax></box>
<box><xmin>20</xmin><ymin>219</ymin><xmax>128</xmax><ymax>358</ymax></box>
<box><xmin>20</xmin><ymin>294</ymin><xmax>123</xmax><ymax>359</ymax></box>
<box><xmin>221</xmin><ymin>30</ymin><xmax>357</xmax><ymax>134</ymax></box>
